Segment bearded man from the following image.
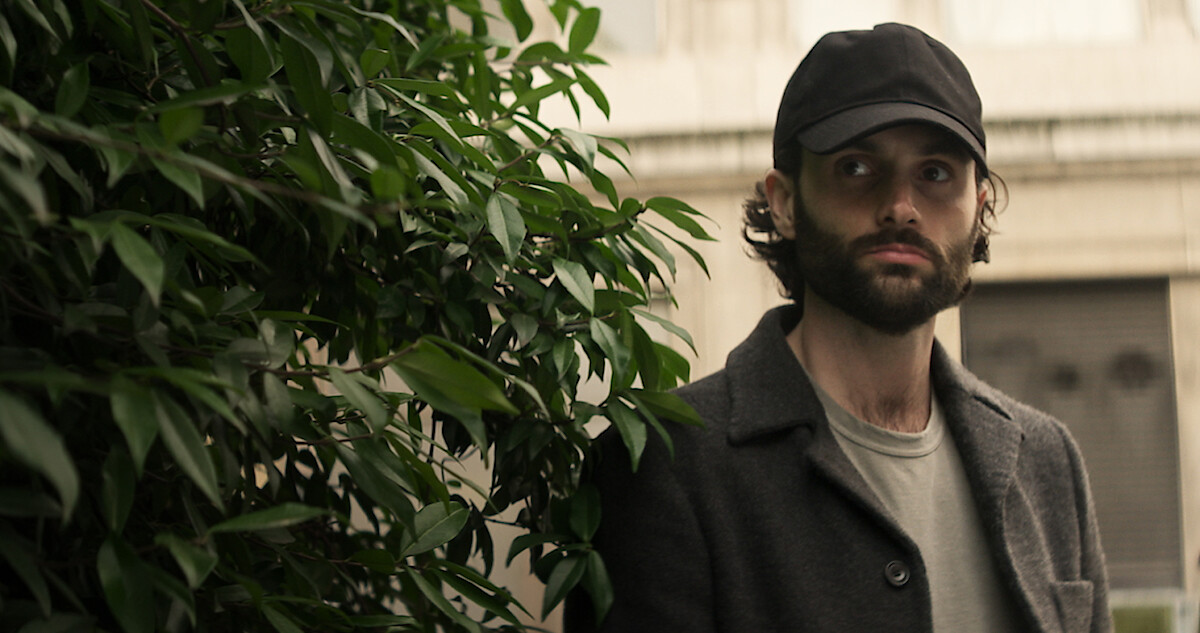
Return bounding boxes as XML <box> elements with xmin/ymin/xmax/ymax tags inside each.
<box><xmin>566</xmin><ymin>23</ymin><xmax>1112</xmax><ymax>633</ymax></box>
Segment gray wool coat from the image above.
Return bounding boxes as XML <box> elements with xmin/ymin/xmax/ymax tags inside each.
<box><xmin>566</xmin><ymin>305</ymin><xmax>1112</xmax><ymax>633</ymax></box>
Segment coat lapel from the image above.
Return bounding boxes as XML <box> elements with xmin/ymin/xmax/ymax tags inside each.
<box><xmin>933</xmin><ymin>346</ymin><xmax>1063</xmax><ymax>633</ymax></box>
<box><xmin>932</xmin><ymin>344</ymin><xmax>1023</xmax><ymax>529</ymax></box>
<box><xmin>722</xmin><ymin>306</ymin><xmax>911</xmax><ymax>542</ymax></box>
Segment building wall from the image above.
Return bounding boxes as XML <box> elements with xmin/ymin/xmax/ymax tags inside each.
<box><xmin>1172</xmin><ymin>278</ymin><xmax>1200</xmax><ymax>597</ymax></box>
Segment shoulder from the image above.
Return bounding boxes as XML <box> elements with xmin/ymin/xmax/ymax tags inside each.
<box><xmin>936</xmin><ymin>350</ymin><xmax>1087</xmax><ymax>469</ymax></box>
<box><xmin>673</xmin><ymin>369</ymin><xmax>733</xmax><ymax>431</ymax></box>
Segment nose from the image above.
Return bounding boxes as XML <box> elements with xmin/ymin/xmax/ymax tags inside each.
<box><xmin>878</xmin><ymin>176</ymin><xmax>920</xmax><ymax>225</ymax></box>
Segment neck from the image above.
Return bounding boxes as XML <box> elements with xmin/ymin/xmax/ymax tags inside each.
<box><xmin>787</xmin><ymin>290</ymin><xmax>936</xmax><ymax>433</ymax></box>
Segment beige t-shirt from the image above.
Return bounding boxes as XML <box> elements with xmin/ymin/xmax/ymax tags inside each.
<box><xmin>812</xmin><ymin>382</ymin><xmax>1023</xmax><ymax>632</ymax></box>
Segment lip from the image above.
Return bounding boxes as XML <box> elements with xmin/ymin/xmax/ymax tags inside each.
<box><xmin>864</xmin><ymin>243</ymin><xmax>931</xmax><ymax>265</ymax></box>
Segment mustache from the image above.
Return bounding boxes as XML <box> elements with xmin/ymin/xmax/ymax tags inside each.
<box><xmin>850</xmin><ymin>227</ymin><xmax>941</xmax><ymax>260</ymax></box>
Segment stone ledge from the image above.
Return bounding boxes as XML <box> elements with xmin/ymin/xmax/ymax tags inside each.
<box><xmin>596</xmin><ymin>113</ymin><xmax>1200</xmax><ymax>189</ymax></box>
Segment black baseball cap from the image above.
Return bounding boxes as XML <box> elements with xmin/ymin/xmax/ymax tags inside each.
<box><xmin>773</xmin><ymin>23</ymin><xmax>987</xmax><ymax>176</ymax></box>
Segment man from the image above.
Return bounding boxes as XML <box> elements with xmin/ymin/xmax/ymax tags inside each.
<box><xmin>566</xmin><ymin>23</ymin><xmax>1112</xmax><ymax>633</ymax></box>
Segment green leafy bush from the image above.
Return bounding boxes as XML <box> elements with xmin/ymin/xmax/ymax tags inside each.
<box><xmin>0</xmin><ymin>0</ymin><xmax>711</xmax><ymax>631</ymax></box>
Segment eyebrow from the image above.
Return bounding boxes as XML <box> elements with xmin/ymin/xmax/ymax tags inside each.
<box><xmin>844</xmin><ymin>135</ymin><xmax>973</xmax><ymax>162</ymax></box>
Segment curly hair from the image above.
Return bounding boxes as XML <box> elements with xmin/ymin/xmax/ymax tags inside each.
<box><xmin>741</xmin><ymin>164</ymin><xmax>1006</xmax><ymax>300</ymax></box>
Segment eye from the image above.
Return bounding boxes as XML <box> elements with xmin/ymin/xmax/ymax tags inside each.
<box><xmin>920</xmin><ymin>164</ymin><xmax>952</xmax><ymax>182</ymax></box>
<box><xmin>837</xmin><ymin>158</ymin><xmax>872</xmax><ymax>177</ymax></box>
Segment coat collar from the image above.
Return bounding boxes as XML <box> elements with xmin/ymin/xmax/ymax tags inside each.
<box><xmin>724</xmin><ymin>305</ymin><xmax>1026</xmax><ymax>500</ymax></box>
<box><xmin>725</xmin><ymin>305</ymin><xmax>822</xmax><ymax>444</ymax></box>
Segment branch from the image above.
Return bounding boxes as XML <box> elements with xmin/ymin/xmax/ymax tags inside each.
<box><xmin>138</xmin><ymin>0</ymin><xmax>216</xmax><ymax>90</ymax></box>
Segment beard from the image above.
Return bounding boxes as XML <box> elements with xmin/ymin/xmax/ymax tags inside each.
<box><xmin>793</xmin><ymin>200</ymin><xmax>977</xmax><ymax>336</ymax></box>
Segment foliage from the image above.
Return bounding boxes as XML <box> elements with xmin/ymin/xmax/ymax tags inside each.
<box><xmin>0</xmin><ymin>0</ymin><xmax>711</xmax><ymax>631</ymax></box>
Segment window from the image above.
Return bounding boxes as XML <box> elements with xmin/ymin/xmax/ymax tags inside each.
<box><xmin>961</xmin><ymin>279</ymin><xmax>1181</xmax><ymax>589</ymax></box>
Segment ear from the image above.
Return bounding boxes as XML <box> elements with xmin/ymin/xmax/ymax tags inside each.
<box><xmin>764</xmin><ymin>168</ymin><xmax>796</xmax><ymax>239</ymax></box>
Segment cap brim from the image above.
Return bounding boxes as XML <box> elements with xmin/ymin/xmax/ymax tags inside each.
<box><xmin>796</xmin><ymin>102</ymin><xmax>987</xmax><ymax>175</ymax></box>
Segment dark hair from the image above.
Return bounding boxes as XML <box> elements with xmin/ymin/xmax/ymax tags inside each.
<box><xmin>741</xmin><ymin>162</ymin><xmax>1006</xmax><ymax>300</ymax></box>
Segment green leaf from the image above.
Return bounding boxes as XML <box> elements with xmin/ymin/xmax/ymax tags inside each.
<box><xmin>629</xmin><ymin>224</ymin><xmax>675</xmax><ymax>277</ymax></box>
<box><xmin>144</xmin><ymin>212</ymin><xmax>260</xmax><ymax>264</ymax></box>
<box><xmin>645</xmin><ymin>196</ymin><xmax>716</xmax><ymax>241</ymax></box>
<box><xmin>569</xmin><ymin>483</ymin><xmax>601</xmax><ymax>541</ymax></box>
<box><xmin>0</xmin><ymin>161</ymin><xmax>49</xmax><ymax>224</ymax></box>
<box><xmin>333</xmin><ymin>443</ymin><xmax>416</xmax><ymax>525</ymax></box>
<box><xmin>606</xmin><ymin>399</ymin><xmax>647</xmax><ymax>472</ymax></box>
<box><xmin>542</xmin><ymin>552</ymin><xmax>587</xmax><ymax>618</ymax></box>
<box><xmin>629</xmin><ymin>317</ymin><xmax>662</xmax><ymax>390</ymax></box>
<box><xmin>153</xmin><ymin>392</ymin><xmax>223</xmax><ymax>511</ymax></box>
<box><xmin>329</xmin><ymin>368</ymin><xmax>389</xmax><ymax>433</ymax></box>
<box><xmin>135</xmin><ymin>125</ymin><xmax>205</xmax><ymax>208</ymax></box>
<box><xmin>401</xmin><ymin>501</ymin><xmax>470</xmax><ymax>557</ymax></box>
<box><xmin>407</xmin><ymin>569</ymin><xmax>477</xmax><ymax>629</ymax></box>
<box><xmin>0</xmin><ymin>16</ymin><xmax>16</xmax><ymax>82</ymax></box>
<box><xmin>0</xmin><ymin>390</ymin><xmax>78</xmax><ymax>521</ymax></box>
<box><xmin>109</xmin><ymin>377</ymin><xmax>160</xmax><ymax>476</ymax></box>
<box><xmin>359</xmin><ymin>47</ymin><xmax>390</xmax><ymax>77</ymax></box>
<box><xmin>14</xmin><ymin>613</ymin><xmax>97</xmax><ymax>633</ymax></box>
<box><xmin>13</xmin><ymin>0</ymin><xmax>56</xmax><ymax>43</ymax></box>
<box><xmin>409</xmin><ymin>145</ymin><xmax>470</xmax><ymax>208</ymax></box>
<box><xmin>100</xmin><ymin>449</ymin><xmax>135</xmax><ymax>532</ymax></box>
<box><xmin>261</xmin><ymin>603</ymin><xmax>304</xmax><ymax>633</ymax></box>
<box><xmin>632</xmin><ymin>307</ymin><xmax>697</xmax><ymax>352</ymax></box>
<box><xmin>506</xmin><ymin>532</ymin><xmax>564</xmax><ymax>566</ymax></box>
<box><xmin>553</xmin><ymin>257</ymin><xmax>595</xmax><ymax>314</ymax></box>
<box><xmin>575</xmin><ymin>67</ymin><xmax>610</xmax><ymax>118</ymax></box>
<box><xmin>146</xmin><ymin>564</ymin><xmax>196</xmax><ymax>627</ymax></box>
<box><xmin>370</xmin><ymin>164</ymin><xmax>406</xmax><ymax>199</ymax></box>
<box><xmin>485</xmin><ymin>194</ymin><xmax>526</xmax><ymax>263</ymax></box>
<box><xmin>499</xmin><ymin>0</ymin><xmax>533</xmax><ymax>40</ymax></box>
<box><xmin>0</xmin><ymin>487</ymin><xmax>60</xmax><ymax>518</ymax></box>
<box><xmin>98</xmin><ymin>536</ymin><xmax>154</xmax><ymax>633</ymax></box>
<box><xmin>569</xmin><ymin>7</ymin><xmax>603</xmax><ymax>54</ymax></box>
<box><xmin>349</xmin><ymin>548</ymin><xmax>396</xmax><ymax>574</ymax></box>
<box><xmin>582</xmin><ymin>550</ymin><xmax>614</xmax><ymax>623</ymax></box>
<box><xmin>347</xmin><ymin>615</ymin><xmax>418</xmax><ymax>628</ymax></box>
<box><xmin>54</xmin><ymin>62</ymin><xmax>89</xmax><ymax>117</ymax></box>
<box><xmin>560</xmin><ymin>128</ymin><xmax>597</xmax><ymax>169</ymax></box>
<box><xmin>279</xmin><ymin>29</ymin><xmax>333</xmax><ymax>135</ymax></box>
<box><xmin>506</xmin><ymin>77</ymin><xmax>576</xmax><ymax>115</ymax></box>
<box><xmin>391</xmin><ymin>343</ymin><xmax>518</xmax><ymax>415</ymax></box>
<box><xmin>224</xmin><ymin>24</ymin><xmax>274</xmax><ymax>83</ymax></box>
<box><xmin>92</xmin><ymin>131</ymin><xmax>138</xmax><ymax>188</ymax></box>
<box><xmin>0</xmin><ymin>520</ymin><xmax>51</xmax><ymax>617</ymax></box>
<box><xmin>630</xmin><ymin>389</ymin><xmax>705</xmax><ymax>427</ymax></box>
<box><xmin>432</xmin><ymin>567</ymin><xmax>522</xmax><ymax>626</ymax></box>
<box><xmin>500</xmin><ymin>180</ymin><xmax>561</xmax><ymax>209</ymax></box>
<box><xmin>158</xmin><ymin>106</ymin><xmax>205</xmax><ymax>145</ymax></box>
<box><xmin>373</xmin><ymin>77</ymin><xmax>462</xmax><ymax>101</ymax></box>
<box><xmin>510</xmin><ymin>312</ymin><xmax>538</xmax><ymax>347</ymax></box>
<box><xmin>155</xmin><ymin>533</ymin><xmax>217</xmax><ymax>588</ymax></box>
<box><xmin>148</xmin><ymin>80</ymin><xmax>262</xmax><ymax>113</ymax></box>
<box><xmin>208</xmin><ymin>502</ymin><xmax>328</xmax><ymax>534</ymax></box>
<box><xmin>590</xmin><ymin>318</ymin><xmax>630</xmax><ymax>386</ymax></box>
<box><xmin>396</xmin><ymin>93</ymin><xmax>463</xmax><ymax>150</ymax></box>
<box><xmin>331</xmin><ymin>112</ymin><xmax>397</xmax><ymax>168</ymax></box>
<box><xmin>147</xmin><ymin>366</ymin><xmax>246</xmax><ymax>434</ymax></box>
<box><xmin>108</xmin><ymin>221</ymin><xmax>165</xmax><ymax>306</ymax></box>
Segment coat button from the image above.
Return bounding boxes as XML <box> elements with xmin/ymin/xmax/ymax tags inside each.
<box><xmin>884</xmin><ymin>560</ymin><xmax>910</xmax><ymax>587</ymax></box>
